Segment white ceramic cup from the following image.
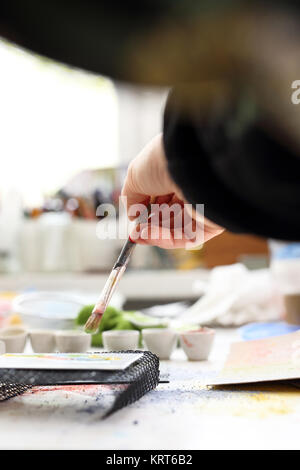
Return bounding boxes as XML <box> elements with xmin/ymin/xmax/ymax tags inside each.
<box><xmin>29</xmin><ymin>330</ymin><xmax>56</xmax><ymax>353</ymax></box>
<box><xmin>0</xmin><ymin>327</ymin><xmax>27</xmax><ymax>353</ymax></box>
<box><xmin>0</xmin><ymin>340</ymin><xmax>6</xmax><ymax>354</ymax></box>
<box><xmin>55</xmin><ymin>330</ymin><xmax>91</xmax><ymax>353</ymax></box>
<box><xmin>142</xmin><ymin>328</ymin><xmax>177</xmax><ymax>360</ymax></box>
<box><xmin>102</xmin><ymin>330</ymin><xmax>140</xmax><ymax>351</ymax></box>
<box><xmin>179</xmin><ymin>328</ymin><xmax>215</xmax><ymax>361</ymax></box>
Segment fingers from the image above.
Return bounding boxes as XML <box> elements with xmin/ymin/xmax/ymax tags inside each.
<box><xmin>130</xmin><ymin>211</ymin><xmax>224</xmax><ymax>249</ymax></box>
<box><xmin>121</xmin><ymin>134</ymin><xmax>224</xmax><ymax>248</ymax></box>
<box><xmin>130</xmin><ymin>219</ymin><xmax>203</xmax><ymax>250</ymax></box>
<box><xmin>203</xmin><ymin>225</ymin><xmax>225</xmax><ymax>242</ymax></box>
<box><xmin>134</xmin><ymin>224</ymin><xmax>188</xmax><ymax>249</ymax></box>
<box><xmin>126</xmin><ymin>196</ymin><xmax>151</xmax><ymax>222</ymax></box>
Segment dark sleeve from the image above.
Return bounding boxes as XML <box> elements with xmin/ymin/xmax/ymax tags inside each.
<box><xmin>163</xmin><ymin>87</ymin><xmax>300</xmax><ymax>241</ymax></box>
<box><xmin>0</xmin><ymin>0</ymin><xmax>170</xmax><ymax>84</ymax></box>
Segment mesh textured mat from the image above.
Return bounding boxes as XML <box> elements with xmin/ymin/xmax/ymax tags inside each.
<box><xmin>0</xmin><ymin>350</ymin><xmax>159</xmax><ymax>417</ymax></box>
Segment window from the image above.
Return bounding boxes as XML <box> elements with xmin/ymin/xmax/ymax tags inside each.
<box><xmin>0</xmin><ymin>40</ymin><xmax>118</xmax><ymax>207</ymax></box>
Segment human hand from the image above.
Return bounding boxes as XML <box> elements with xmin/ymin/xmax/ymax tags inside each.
<box><xmin>122</xmin><ymin>134</ymin><xmax>224</xmax><ymax>249</ymax></box>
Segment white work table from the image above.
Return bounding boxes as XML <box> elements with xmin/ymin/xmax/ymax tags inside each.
<box><xmin>1</xmin><ymin>328</ymin><xmax>300</xmax><ymax>450</ymax></box>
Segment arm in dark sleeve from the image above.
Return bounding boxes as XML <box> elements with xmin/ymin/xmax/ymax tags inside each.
<box><xmin>163</xmin><ymin>86</ymin><xmax>300</xmax><ymax>241</ymax></box>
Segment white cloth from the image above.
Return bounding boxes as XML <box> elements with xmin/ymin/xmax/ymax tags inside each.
<box><xmin>180</xmin><ymin>264</ymin><xmax>279</xmax><ymax>326</ymax></box>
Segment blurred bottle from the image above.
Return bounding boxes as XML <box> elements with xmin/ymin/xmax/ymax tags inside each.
<box><xmin>269</xmin><ymin>240</ymin><xmax>300</xmax><ymax>324</ymax></box>
<box><xmin>0</xmin><ymin>189</ymin><xmax>23</xmax><ymax>273</ymax></box>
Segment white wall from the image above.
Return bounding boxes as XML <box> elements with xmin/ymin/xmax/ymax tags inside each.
<box><xmin>116</xmin><ymin>83</ymin><xmax>168</xmax><ymax>166</ymax></box>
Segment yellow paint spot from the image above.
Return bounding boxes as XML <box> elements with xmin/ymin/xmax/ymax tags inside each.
<box><xmin>7</xmin><ymin>314</ymin><xmax>22</xmax><ymax>325</ymax></box>
<box><xmin>0</xmin><ymin>291</ymin><xmax>18</xmax><ymax>299</ymax></box>
<box><xmin>196</xmin><ymin>383</ymin><xmax>300</xmax><ymax>419</ymax></box>
<box><xmin>87</xmin><ymin>355</ymin><xmax>121</xmax><ymax>361</ymax></box>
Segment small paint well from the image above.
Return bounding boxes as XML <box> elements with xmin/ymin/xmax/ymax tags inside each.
<box><xmin>29</xmin><ymin>330</ymin><xmax>56</xmax><ymax>353</ymax></box>
<box><xmin>56</xmin><ymin>330</ymin><xmax>91</xmax><ymax>353</ymax></box>
<box><xmin>179</xmin><ymin>327</ymin><xmax>215</xmax><ymax>361</ymax></box>
<box><xmin>0</xmin><ymin>327</ymin><xmax>27</xmax><ymax>353</ymax></box>
<box><xmin>0</xmin><ymin>340</ymin><xmax>5</xmax><ymax>354</ymax></box>
<box><xmin>142</xmin><ymin>328</ymin><xmax>177</xmax><ymax>360</ymax></box>
<box><xmin>102</xmin><ymin>330</ymin><xmax>140</xmax><ymax>351</ymax></box>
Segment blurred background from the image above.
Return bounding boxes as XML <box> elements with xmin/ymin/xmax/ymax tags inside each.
<box><xmin>0</xmin><ymin>38</ymin><xmax>269</xmax><ymax>277</ymax></box>
<box><xmin>0</xmin><ymin>37</ymin><xmax>284</xmax><ymax>333</ymax></box>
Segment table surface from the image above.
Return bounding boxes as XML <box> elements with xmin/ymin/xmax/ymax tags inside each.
<box><xmin>1</xmin><ymin>328</ymin><xmax>300</xmax><ymax>450</ymax></box>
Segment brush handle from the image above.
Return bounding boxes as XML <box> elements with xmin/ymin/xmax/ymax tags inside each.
<box><xmin>91</xmin><ymin>197</ymin><xmax>155</xmax><ymax>316</ymax></box>
<box><xmin>91</xmin><ymin>237</ymin><xmax>135</xmax><ymax>316</ymax></box>
<box><xmin>113</xmin><ymin>237</ymin><xmax>136</xmax><ymax>269</ymax></box>
<box><xmin>94</xmin><ymin>264</ymin><xmax>126</xmax><ymax>312</ymax></box>
<box><xmin>113</xmin><ymin>197</ymin><xmax>155</xmax><ymax>269</ymax></box>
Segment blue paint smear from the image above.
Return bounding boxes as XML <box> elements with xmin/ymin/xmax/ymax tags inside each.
<box><xmin>239</xmin><ymin>322</ymin><xmax>300</xmax><ymax>341</ymax></box>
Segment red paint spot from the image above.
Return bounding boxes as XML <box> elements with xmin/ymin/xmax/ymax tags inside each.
<box><xmin>182</xmin><ymin>336</ymin><xmax>193</xmax><ymax>348</ymax></box>
<box><xmin>25</xmin><ymin>383</ymin><xmax>128</xmax><ymax>396</ymax></box>
<box><xmin>26</xmin><ymin>384</ymin><xmax>98</xmax><ymax>394</ymax></box>
<box><xmin>186</xmin><ymin>327</ymin><xmax>214</xmax><ymax>334</ymax></box>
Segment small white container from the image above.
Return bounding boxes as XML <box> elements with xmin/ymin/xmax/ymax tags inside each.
<box><xmin>0</xmin><ymin>340</ymin><xmax>5</xmax><ymax>354</ymax></box>
<box><xmin>102</xmin><ymin>330</ymin><xmax>140</xmax><ymax>351</ymax></box>
<box><xmin>179</xmin><ymin>327</ymin><xmax>215</xmax><ymax>361</ymax></box>
<box><xmin>0</xmin><ymin>327</ymin><xmax>27</xmax><ymax>353</ymax></box>
<box><xmin>142</xmin><ymin>328</ymin><xmax>177</xmax><ymax>360</ymax></box>
<box><xmin>56</xmin><ymin>330</ymin><xmax>91</xmax><ymax>353</ymax></box>
<box><xmin>13</xmin><ymin>291</ymin><xmax>86</xmax><ymax>330</ymax></box>
<box><xmin>29</xmin><ymin>330</ymin><xmax>56</xmax><ymax>353</ymax></box>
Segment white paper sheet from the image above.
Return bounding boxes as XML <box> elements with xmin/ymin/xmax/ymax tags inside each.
<box><xmin>0</xmin><ymin>352</ymin><xmax>143</xmax><ymax>370</ymax></box>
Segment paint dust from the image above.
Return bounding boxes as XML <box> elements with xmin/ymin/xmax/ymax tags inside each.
<box><xmin>0</xmin><ymin>383</ymin><xmax>131</xmax><ymax>422</ymax></box>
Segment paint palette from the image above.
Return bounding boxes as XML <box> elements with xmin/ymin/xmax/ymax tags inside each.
<box><xmin>0</xmin><ymin>352</ymin><xmax>143</xmax><ymax>371</ymax></box>
<box><xmin>210</xmin><ymin>331</ymin><xmax>300</xmax><ymax>386</ymax></box>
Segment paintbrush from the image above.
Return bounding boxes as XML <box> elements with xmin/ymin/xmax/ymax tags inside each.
<box><xmin>84</xmin><ymin>198</ymin><xmax>154</xmax><ymax>334</ymax></box>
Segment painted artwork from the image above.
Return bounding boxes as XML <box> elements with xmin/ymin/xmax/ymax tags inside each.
<box><xmin>1</xmin><ymin>344</ymin><xmax>300</xmax><ymax>448</ymax></box>
<box><xmin>210</xmin><ymin>331</ymin><xmax>300</xmax><ymax>385</ymax></box>
<box><xmin>0</xmin><ymin>352</ymin><xmax>143</xmax><ymax>370</ymax></box>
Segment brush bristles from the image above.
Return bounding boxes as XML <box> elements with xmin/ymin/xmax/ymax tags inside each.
<box><xmin>84</xmin><ymin>312</ymin><xmax>103</xmax><ymax>334</ymax></box>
